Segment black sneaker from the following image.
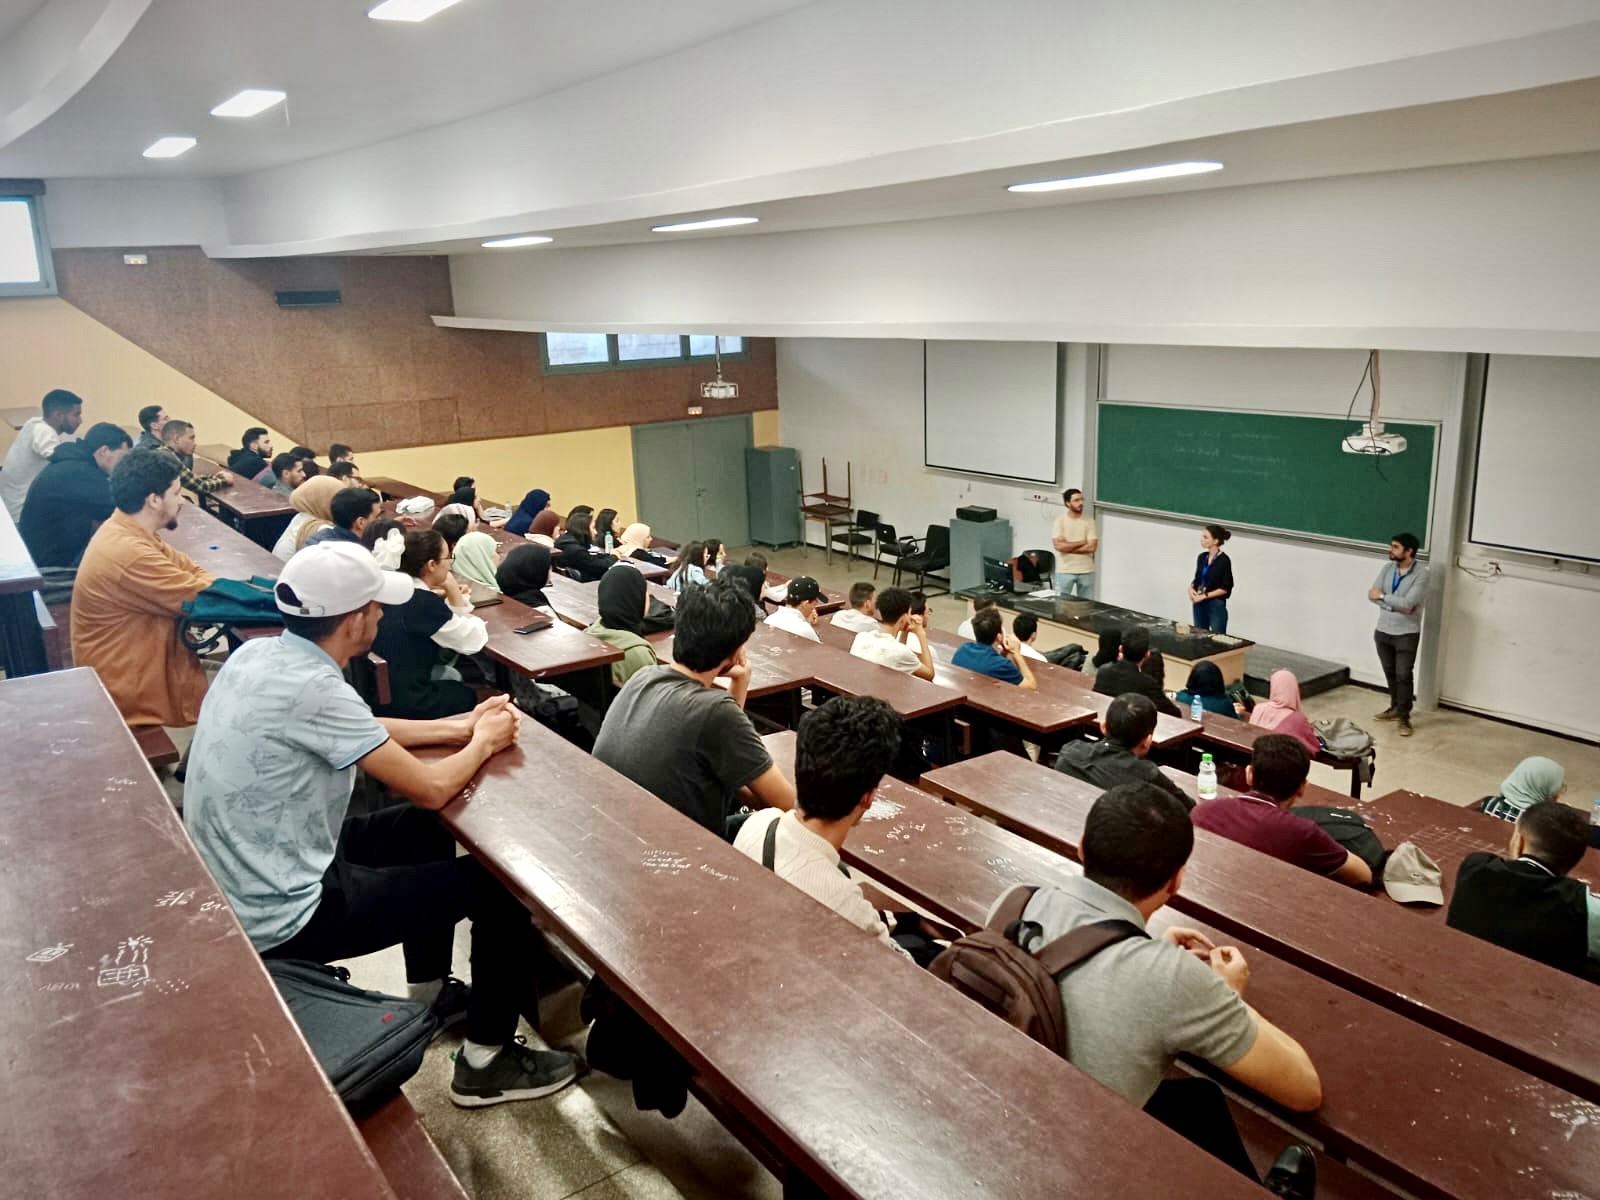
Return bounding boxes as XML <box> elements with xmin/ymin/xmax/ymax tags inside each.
<box><xmin>449</xmin><ymin>1036</ymin><xmax>580</xmax><ymax>1108</ymax></box>
<box><xmin>430</xmin><ymin>977</ymin><xmax>471</xmax><ymax>1039</ymax></box>
<box><xmin>1264</xmin><ymin>1143</ymin><xmax>1317</xmax><ymax>1200</ymax></box>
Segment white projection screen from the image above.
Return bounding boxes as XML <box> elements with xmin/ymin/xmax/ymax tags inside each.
<box><xmin>1471</xmin><ymin>355</ymin><xmax>1600</xmax><ymax>562</ymax></box>
<box><xmin>924</xmin><ymin>340</ymin><xmax>1059</xmax><ymax>483</ymax></box>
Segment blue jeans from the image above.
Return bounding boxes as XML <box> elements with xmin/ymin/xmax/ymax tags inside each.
<box><xmin>1056</xmin><ymin>572</ymin><xmax>1094</xmax><ymax>599</ymax></box>
<box><xmin>1192</xmin><ymin>598</ymin><xmax>1228</xmax><ymax>632</ymax></box>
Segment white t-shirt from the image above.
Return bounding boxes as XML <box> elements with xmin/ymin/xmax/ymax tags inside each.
<box><xmin>1019</xmin><ymin>641</ymin><xmax>1046</xmax><ymax>661</ymax></box>
<box><xmin>0</xmin><ymin>417</ymin><xmax>71</xmax><ymax>520</ymax></box>
<box><xmin>1053</xmin><ymin>512</ymin><xmax>1097</xmax><ymax>573</ymax></box>
<box><xmin>733</xmin><ymin>809</ymin><xmax>909</xmax><ymax>959</ymax></box>
<box><xmin>273</xmin><ymin>512</ymin><xmax>315</xmax><ymax>561</ymax></box>
<box><xmin>764</xmin><ymin>604</ymin><xmax>821</xmax><ymax>643</ymax></box>
<box><xmin>851</xmin><ymin>627</ymin><xmax>922</xmax><ymax>673</ymax></box>
<box><xmin>830</xmin><ymin>608</ymin><xmax>878</xmax><ymax>634</ymax></box>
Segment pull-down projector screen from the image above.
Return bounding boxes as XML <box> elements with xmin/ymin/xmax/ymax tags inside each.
<box><xmin>924</xmin><ymin>340</ymin><xmax>1059</xmax><ymax>484</ymax></box>
<box><xmin>1470</xmin><ymin>355</ymin><xmax>1600</xmax><ymax>563</ymax></box>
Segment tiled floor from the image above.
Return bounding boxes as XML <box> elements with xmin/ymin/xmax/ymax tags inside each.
<box><xmin>163</xmin><ymin>541</ymin><xmax>1600</xmax><ymax>1198</ymax></box>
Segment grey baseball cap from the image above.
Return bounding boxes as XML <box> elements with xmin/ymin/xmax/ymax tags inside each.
<box><xmin>1383</xmin><ymin>842</ymin><xmax>1444</xmax><ymax>905</ymax></box>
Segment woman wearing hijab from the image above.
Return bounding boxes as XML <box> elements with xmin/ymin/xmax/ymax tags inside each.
<box><xmin>504</xmin><ymin>488</ymin><xmax>551</xmax><ymax>537</ymax></box>
<box><xmin>497</xmin><ymin>543</ymin><xmax>555</xmax><ymax>611</ymax></box>
<box><xmin>1480</xmin><ymin>757</ymin><xmax>1567</xmax><ymax>823</ymax></box>
<box><xmin>615</xmin><ymin>522</ymin><xmax>668</xmax><ymax>565</ymax></box>
<box><xmin>433</xmin><ymin>501</ymin><xmax>477</xmax><ymax>529</ymax></box>
<box><xmin>1176</xmin><ymin>661</ymin><xmax>1239</xmax><ymax>716</ymax></box>
<box><xmin>1247</xmin><ymin>669</ymin><xmax>1320</xmax><ymax>755</ymax></box>
<box><xmin>1090</xmin><ymin>628</ymin><xmax>1120</xmax><ymax>670</ymax></box>
<box><xmin>272</xmin><ymin>475</ymin><xmax>344</xmax><ymax>560</ymax></box>
<box><xmin>554</xmin><ymin>510</ymin><xmax>617</xmax><ymax>582</ymax></box>
<box><xmin>453</xmin><ymin>531</ymin><xmax>502</xmax><ymax>594</ymax></box>
<box><xmin>527</xmin><ymin>509</ymin><xmax>562</xmax><ymax>548</ymax></box>
<box><xmin>584</xmin><ymin>564</ymin><xmax>659</xmax><ymax>686</ymax></box>
<box><xmin>372</xmin><ymin>528</ymin><xmax>487</xmax><ymax>720</ymax></box>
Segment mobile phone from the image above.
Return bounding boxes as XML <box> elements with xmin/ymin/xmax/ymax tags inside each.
<box><xmin>512</xmin><ymin>623</ymin><xmax>543</xmax><ymax>635</ymax></box>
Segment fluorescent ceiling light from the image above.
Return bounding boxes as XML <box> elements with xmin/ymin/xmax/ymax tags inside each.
<box><xmin>482</xmin><ymin>235</ymin><xmax>553</xmax><ymax>249</ymax></box>
<box><xmin>211</xmin><ymin>89</ymin><xmax>287</xmax><ymax>118</ymax></box>
<box><xmin>651</xmin><ymin>216</ymin><xmax>759</xmax><ymax>233</ymax></box>
<box><xmin>1007</xmin><ymin>161</ymin><xmax>1224</xmax><ymax>193</ymax></box>
<box><xmin>368</xmin><ymin>0</ymin><xmax>467</xmax><ymax>21</ymax></box>
<box><xmin>142</xmin><ymin>137</ymin><xmax>196</xmax><ymax>159</ymax></box>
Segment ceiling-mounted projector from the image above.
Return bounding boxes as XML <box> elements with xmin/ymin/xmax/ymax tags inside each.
<box><xmin>1342</xmin><ymin>422</ymin><xmax>1407</xmax><ymax>456</ymax></box>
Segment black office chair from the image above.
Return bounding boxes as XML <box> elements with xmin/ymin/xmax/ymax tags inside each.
<box><xmin>874</xmin><ymin>522</ymin><xmax>919</xmax><ymax>581</ymax></box>
<box><xmin>1013</xmin><ymin>549</ymin><xmax>1056</xmax><ymax>586</ymax></box>
<box><xmin>831</xmin><ymin>508</ymin><xmax>879</xmax><ymax>562</ymax></box>
<box><xmin>897</xmin><ymin>525</ymin><xmax>951</xmax><ymax>596</ymax></box>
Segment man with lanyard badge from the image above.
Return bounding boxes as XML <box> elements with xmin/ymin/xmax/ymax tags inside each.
<box><xmin>1368</xmin><ymin>532</ymin><xmax>1428</xmax><ymax>738</ymax></box>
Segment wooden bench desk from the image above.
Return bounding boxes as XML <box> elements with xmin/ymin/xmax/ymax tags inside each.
<box><xmin>367</xmin><ymin>477</ymin><xmax>448</xmax><ymax>506</ymax></box>
<box><xmin>163</xmin><ymin>501</ymin><xmax>284</xmax><ymax>579</ymax></box>
<box><xmin>355</xmin><ymin>1093</ymin><xmax>467</xmax><ymax>1200</ymax></box>
<box><xmin>761</xmin><ymin>570</ymin><xmax>845</xmax><ymax>614</ymax></box>
<box><xmin>762</xmin><ymin>732</ymin><xmax>1600</xmax><ymax>1200</ymax></box>
<box><xmin>0</xmin><ymin>503</ymin><xmax>48</xmax><ymax>676</ymax></box>
<box><xmin>922</xmin><ymin>751</ymin><xmax>1600</xmax><ymax>1105</ymax></box>
<box><xmin>1193</xmin><ymin>710</ymin><xmax>1368</xmax><ymax>798</ymax></box>
<box><xmin>542</xmin><ymin>573</ymin><xmax>677</xmax><ymax>637</ymax></box>
<box><xmin>1159</xmin><ymin>765</ymin><xmax>1357</xmax><ymax>823</ymax></box>
<box><xmin>198</xmin><ymin>469</ymin><xmax>296</xmax><ymax>551</ymax></box>
<box><xmin>438</xmin><ymin>718</ymin><xmax>1261</xmax><ymax>1200</ymax></box>
<box><xmin>477</xmin><ymin>594</ymin><xmax>622</xmax><ymax>684</ymax></box>
<box><xmin>1</xmin><ymin>669</ymin><xmax>394</xmax><ymax>1198</ymax></box>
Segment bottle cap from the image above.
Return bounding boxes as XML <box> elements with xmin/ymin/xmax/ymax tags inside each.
<box><xmin>1201</xmin><ymin>753</ymin><xmax>1213</xmax><ymax>762</ymax></box>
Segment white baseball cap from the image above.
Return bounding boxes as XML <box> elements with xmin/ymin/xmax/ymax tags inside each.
<box><xmin>275</xmin><ymin>541</ymin><xmax>412</xmax><ymax>617</ymax></box>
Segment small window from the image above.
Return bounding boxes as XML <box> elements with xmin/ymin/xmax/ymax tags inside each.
<box><xmin>543</xmin><ymin>332</ymin><xmax>611</xmax><ymax>366</ymax></box>
<box><xmin>0</xmin><ymin>191</ymin><xmax>56</xmax><ymax>297</ymax></box>
<box><xmin>688</xmin><ymin>335</ymin><xmax>743</xmax><ymax>357</ymax></box>
<box><xmin>539</xmin><ymin>332</ymin><xmax>751</xmax><ymax>374</ymax></box>
<box><xmin>617</xmin><ymin>333</ymin><xmax>684</xmax><ymax>362</ymax></box>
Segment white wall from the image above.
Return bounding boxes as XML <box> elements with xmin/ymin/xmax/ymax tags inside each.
<box><xmin>42</xmin><ymin>176</ymin><xmax>225</xmax><ymax>248</ymax></box>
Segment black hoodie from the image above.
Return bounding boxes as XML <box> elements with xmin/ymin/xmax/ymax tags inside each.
<box><xmin>19</xmin><ymin>440</ymin><xmax>116</xmax><ymax>567</ymax></box>
<box><xmin>227</xmin><ymin>446</ymin><xmax>270</xmax><ymax>480</ymax></box>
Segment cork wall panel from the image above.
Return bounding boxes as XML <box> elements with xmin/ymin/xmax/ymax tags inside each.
<box><xmin>53</xmin><ymin>247</ymin><xmax>776</xmax><ymax>453</ymax></box>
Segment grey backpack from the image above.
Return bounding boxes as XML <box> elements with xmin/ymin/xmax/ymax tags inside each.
<box><xmin>1313</xmin><ymin>716</ymin><xmax>1377</xmax><ymax>785</ymax></box>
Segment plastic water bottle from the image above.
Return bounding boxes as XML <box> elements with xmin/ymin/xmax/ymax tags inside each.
<box><xmin>1190</xmin><ymin>695</ymin><xmax>1204</xmax><ymax>723</ymax></box>
<box><xmin>1197</xmin><ymin>753</ymin><xmax>1219</xmax><ymax>801</ymax></box>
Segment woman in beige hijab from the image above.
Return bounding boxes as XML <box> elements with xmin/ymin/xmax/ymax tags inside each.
<box><xmin>615</xmin><ymin>522</ymin><xmax>668</xmax><ymax>565</ymax></box>
<box><xmin>273</xmin><ymin>475</ymin><xmax>345</xmax><ymax>560</ymax></box>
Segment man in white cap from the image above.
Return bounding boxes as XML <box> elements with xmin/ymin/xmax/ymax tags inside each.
<box><xmin>183</xmin><ymin>542</ymin><xmax>579</xmax><ymax>1108</ymax></box>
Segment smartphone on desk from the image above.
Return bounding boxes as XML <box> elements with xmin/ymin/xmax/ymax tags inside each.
<box><xmin>512</xmin><ymin>623</ymin><xmax>544</xmax><ymax>635</ymax></box>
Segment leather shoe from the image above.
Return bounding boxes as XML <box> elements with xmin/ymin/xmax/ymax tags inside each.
<box><xmin>1264</xmin><ymin>1143</ymin><xmax>1317</xmax><ymax>1199</ymax></box>
<box><xmin>1398</xmin><ymin>717</ymin><xmax>1414</xmax><ymax>737</ymax></box>
<box><xmin>1373</xmin><ymin>707</ymin><xmax>1399</xmax><ymax>721</ymax></box>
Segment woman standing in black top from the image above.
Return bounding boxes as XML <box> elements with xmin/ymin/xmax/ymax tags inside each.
<box><xmin>1188</xmin><ymin>524</ymin><xmax>1234</xmax><ymax>632</ymax></box>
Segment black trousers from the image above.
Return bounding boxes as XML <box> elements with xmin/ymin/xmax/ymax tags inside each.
<box><xmin>1374</xmin><ymin>630</ymin><xmax>1420</xmax><ymax>716</ymax></box>
<box><xmin>263</xmin><ymin>805</ymin><xmax>537</xmax><ymax>1047</ymax></box>
<box><xmin>1143</xmin><ymin>1078</ymin><xmax>1260</xmax><ymax>1182</ymax></box>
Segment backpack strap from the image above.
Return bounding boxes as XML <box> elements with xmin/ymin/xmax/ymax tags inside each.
<box><xmin>1033</xmin><ymin>918</ymin><xmax>1148</xmax><ymax>976</ymax></box>
<box><xmin>986</xmin><ymin>885</ymin><xmax>1039</xmax><ymax>934</ymax></box>
<box><xmin>762</xmin><ymin>816</ymin><xmax>779</xmax><ymax>870</ymax></box>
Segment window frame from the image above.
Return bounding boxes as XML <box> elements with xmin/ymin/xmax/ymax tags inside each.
<box><xmin>539</xmin><ymin>333</ymin><xmax>749</xmax><ymax>375</ymax></box>
<box><xmin>0</xmin><ymin>190</ymin><xmax>58</xmax><ymax>298</ymax></box>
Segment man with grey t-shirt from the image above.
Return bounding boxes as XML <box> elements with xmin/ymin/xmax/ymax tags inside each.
<box><xmin>1368</xmin><ymin>531</ymin><xmax>1428</xmax><ymax>737</ymax></box>
<box><xmin>1000</xmin><ymin>782</ymin><xmax>1321</xmax><ymax>1196</ymax></box>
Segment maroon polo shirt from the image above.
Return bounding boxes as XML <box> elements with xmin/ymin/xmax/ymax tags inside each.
<box><xmin>1191</xmin><ymin>792</ymin><xmax>1348</xmax><ymax>876</ymax></box>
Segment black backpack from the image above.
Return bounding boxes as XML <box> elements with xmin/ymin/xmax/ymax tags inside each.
<box><xmin>266</xmin><ymin>959</ymin><xmax>437</xmax><ymax>1111</ymax></box>
<box><xmin>1295</xmin><ymin>806</ymin><xmax>1389</xmax><ymax>886</ymax></box>
<box><xmin>929</xmin><ymin>885</ymin><xmax>1144</xmax><ymax>1055</ymax></box>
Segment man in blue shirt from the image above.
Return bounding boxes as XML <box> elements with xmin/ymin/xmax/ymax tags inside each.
<box><xmin>184</xmin><ymin>542</ymin><xmax>578</xmax><ymax>1109</ymax></box>
<box><xmin>951</xmin><ymin>607</ymin><xmax>1037</xmax><ymax>689</ymax></box>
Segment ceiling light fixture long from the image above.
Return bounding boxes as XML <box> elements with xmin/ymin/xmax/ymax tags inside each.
<box><xmin>142</xmin><ymin>137</ymin><xmax>196</xmax><ymax>159</ymax></box>
<box><xmin>1007</xmin><ymin>161</ymin><xmax>1223</xmax><ymax>193</ymax></box>
<box><xmin>651</xmin><ymin>216</ymin><xmax>759</xmax><ymax>233</ymax></box>
<box><xmin>211</xmin><ymin>89</ymin><xmax>287</xmax><ymax>118</ymax></box>
<box><xmin>482</xmin><ymin>235</ymin><xmax>553</xmax><ymax>248</ymax></box>
<box><xmin>368</xmin><ymin>0</ymin><xmax>467</xmax><ymax>22</ymax></box>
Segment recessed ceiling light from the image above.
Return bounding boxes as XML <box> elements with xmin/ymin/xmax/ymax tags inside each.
<box><xmin>142</xmin><ymin>137</ymin><xmax>196</xmax><ymax>159</ymax></box>
<box><xmin>368</xmin><ymin>0</ymin><xmax>467</xmax><ymax>21</ymax></box>
<box><xmin>650</xmin><ymin>216</ymin><xmax>759</xmax><ymax>233</ymax></box>
<box><xmin>210</xmin><ymin>89</ymin><xmax>287</xmax><ymax>118</ymax></box>
<box><xmin>481</xmin><ymin>235</ymin><xmax>553</xmax><ymax>249</ymax></box>
<box><xmin>1007</xmin><ymin>161</ymin><xmax>1224</xmax><ymax>193</ymax></box>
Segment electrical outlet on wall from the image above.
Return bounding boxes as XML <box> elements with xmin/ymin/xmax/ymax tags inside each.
<box><xmin>1024</xmin><ymin>491</ymin><xmax>1055</xmax><ymax>504</ymax></box>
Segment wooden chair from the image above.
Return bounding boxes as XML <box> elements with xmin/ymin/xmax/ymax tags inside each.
<box><xmin>798</xmin><ymin>458</ymin><xmax>852</xmax><ymax>562</ymax></box>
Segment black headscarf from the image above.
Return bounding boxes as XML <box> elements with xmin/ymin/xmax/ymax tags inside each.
<box><xmin>497</xmin><ymin>543</ymin><xmax>552</xmax><ymax>607</ymax></box>
<box><xmin>1184</xmin><ymin>660</ymin><xmax>1226</xmax><ymax>696</ymax></box>
<box><xmin>1091</xmin><ymin>628</ymin><xmax>1120</xmax><ymax>668</ymax></box>
<box><xmin>720</xmin><ymin>564</ymin><xmax>767</xmax><ymax>609</ymax></box>
<box><xmin>504</xmin><ymin>488</ymin><xmax>550</xmax><ymax>536</ymax></box>
<box><xmin>597</xmin><ymin>564</ymin><xmax>648</xmax><ymax>635</ymax></box>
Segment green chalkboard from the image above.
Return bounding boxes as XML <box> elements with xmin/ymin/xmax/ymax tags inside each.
<box><xmin>1095</xmin><ymin>404</ymin><xmax>1436</xmax><ymax>548</ymax></box>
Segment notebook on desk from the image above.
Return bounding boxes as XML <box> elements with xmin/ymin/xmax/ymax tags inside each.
<box><xmin>467</xmin><ymin>580</ymin><xmax>503</xmax><ymax>608</ymax></box>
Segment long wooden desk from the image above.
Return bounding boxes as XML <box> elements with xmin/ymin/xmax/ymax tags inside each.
<box><xmin>542</xmin><ymin>572</ymin><xmax>677</xmax><ymax>638</ymax></box>
<box><xmin>163</xmin><ymin>500</ymin><xmax>284</xmax><ymax>579</ymax></box>
<box><xmin>1188</xmin><ymin>708</ymin><xmax>1368</xmax><ymax>798</ymax></box>
<box><xmin>0</xmin><ymin>503</ymin><xmax>47</xmax><ymax>676</ymax></box>
<box><xmin>476</xmin><ymin>593</ymin><xmax>622</xmax><ymax>683</ymax></box>
<box><xmin>922</xmin><ymin>751</ymin><xmax>1600</xmax><ymax>1105</ymax></box>
<box><xmin>761</xmin><ymin>732</ymin><xmax>1600</xmax><ymax>1200</ymax></box>
<box><xmin>437</xmin><ymin>717</ymin><xmax>1259</xmax><ymax>1199</ymax></box>
<box><xmin>0</xmin><ymin>669</ymin><xmax>394</xmax><ymax>1198</ymax></box>
<box><xmin>196</xmin><ymin>464</ymin><xmax>295</xmax><ymax>550</ymax></box>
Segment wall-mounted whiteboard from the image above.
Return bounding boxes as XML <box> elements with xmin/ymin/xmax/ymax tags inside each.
<box><xmin>1471</xmin><ymin>355</ymin><xmax>1600</xmax><ymax>563</ymax></box>
<box><xmin>923</xmin><ymin>340</ymin><xmax>1059</xmax><ymax>484</ymax></box>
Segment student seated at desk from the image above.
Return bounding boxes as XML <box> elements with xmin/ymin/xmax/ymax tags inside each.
<box><xmin>1090</xmin><ymin>628</ymin><xmax>1119</xmax><ymax>670</ymax></box>
<box><xmin>1175</xmin><ymin>661</ymin><xmax>1239</xmax><ymax>716</ymax></box>
<box><xmin>1192</xmin><ymin>734</ymin><xmax>1372</xmax><ymax>888</ymax></box>
<box><xmin>594</xmin><ymin>578</ymin><xmax>795</xmax><ymax>838</ymax></box>
<box><xmin>372</xmin><ymin>528</ymin><xmax>488</xmax><ymax>720</ymax></box>
<box><xmin>1094</xmin><ymin>627</ymin><xmax>1181</xmax><ymax>717</ymax></box>
<box><xmin>327</xmin><ymin>460</ymin><xmax>362</xmax><ymax>485</ymax></box>
<box><xmin>952</xmin><ymin>608</ymin><xmax>1038</xmax><ymax>690</ymax></box>
<box><xmin>830</xmin><ymin>581</ymin><xmax>879</xmax><ymax>634</ymax></box>
<box><xmin>328</xmin><ymin>442</ymin><xmax>355</xmax><ymax>466</ymax></box>
<box><xmin>720</xmin><ymin>563</ymin><xmax>767</xmax><ymax>613</ymax></box>
<box><xmin>1247</xmin><ymin>670</ymin><xmax>1320</xmax><ymax>757</ymax></box>
<box><xmin>274</xmin><ymin>476</ymin><xmax>343</xmax><ymax>560</ymax></box>
<box><xmin>269</xmin><ymin>451</ymin><xmax>312</xmax><ymax>496</ymax></box>
<box><xmin>135</xmin><ymin>404</ymin><xmax>166</xmax><ymax>451</ymax></box>
<box><xmin>586</xmin><ymin>564</ymin><xmax>659</xmax><ymax>687</ymax></box>
<box><xmin>1055</xmin><ymin>693</ymin><xmax>1192</xmax><ymax>810</ymax></box>
<box><xmin>1447</xmin><ymin>800</ymin><xmax>1600</xmax><ymax>979</ymax></box>
<box><xmin>19</xmin><ymin>421</ymin><xmax>130</xmax><ymax>568</ymax></box>
<box><xmin>432</xmin><ymin>510</ymin><xmax>470</xmax><ymax>554</ymax></box>
<box><xmin>592</xmin><ymin>507</ymin><xmax>621</xmax><ymax>551</ymax></box>
<box><xmin>451</xmin><ymin>532</ymin><xmax>501</xmax><ymax>596</ymax></box>
<box><xmin>72</xmin><ymin>449</ymin><xmax>215</xmax><ymax>727</ymax></box>
<box><xmin>1009</xmin><ymin>612</ymin><xmax>1048</xmax><ymax>662</ymax></box>
<box><xmin>615</xmin><ymin>522</ymin><xmax>667</xmax><ymax>565</ymax></box>
<box><xmin>850</xmin><ymin>586</ymin><xmax>935</xmax><ymax>681</ymax></box>
<box><xmin>160</xmin><ymin>420</ymin><xmax>231</xmax><ymax>497</ymax></box>
<box><xmin>363</xmin><ymin>518</ymin><xmax>406</xmax><ymax>568</ymax></box>
<box><xmin>183</xmin><ymin>543</ymin><xmax>578</xmax><ymax>1107</ymax></box>
<box><xmin>701</xmin><ymin>538</ymin><xmax>726</xmax><ymax>579</ymax></box>
<box><xmin>504</xmin><ymin>488</ymin><xmax>550</xmax><ymax>537</ymax></box>
<box><xmin>1</xmin><ymin>388</ymin><xmax>81</xmax><ymax>521</ymax></box>
<box><xmin>764</xmin><ymin>576</ymin><xmax>823</xmax><ymax>642</ymax></box>
<box><xmin>666</xmin><ymin>541</ymin><xmax>710</xmax><ymax>591</ymax></box>
<box><xmin>226</xmin><ymin>426</ymin><xmax>275</xmax><ymax>485</ymax></box>
<box><xmin>735</xmin><ymin>696</ymin><xmax>913</xmax><ymax>961</ymax></box>
<box><xmin>1004</xmin><ymin>783</ymin><xmax>1320</xmax><ymax>1193</ymax></box>
<box><xmin>554</xmin><ymin>509</ymin><xmax>617</xmax><ymax>582</ymax></box>
<box><xmin>1479</xmin><ymin>755</ymin><xmax>1566</xmax><ymax>824</ymax></box>
<box><xmin>956</xmin><ymin>597</ymin><xmax>997</xmax><ymax>640</ymax></box>
<box><xmin>496</xmin><ymin>543</ymin><xmax>555</xmax><ymax>612</ymax></box>
<box><xmin>526</xmin><ymin>508</ymin><xmax>561</xmax><ymax>548</ymax></box>
<box><xmin>305</xmin><ymin>486</ymin><xmax>381</xmax><ymax>548</ymax></box>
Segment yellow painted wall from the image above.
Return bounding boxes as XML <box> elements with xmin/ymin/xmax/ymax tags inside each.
<box><xmin>753</xmin><ymin>408</ymin><xmax>781</xmax><ymax>446</ymax></box>
<box><xmin>0</xmin><ymin>294</ymin><xmax>779</xmax><ymax>520</ymax></box>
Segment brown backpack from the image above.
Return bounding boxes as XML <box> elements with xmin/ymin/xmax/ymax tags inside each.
<box><xmin>929</xmin><ymin>885</ymin><xmax>1146</xmax><ymax>1055</ymax></box>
